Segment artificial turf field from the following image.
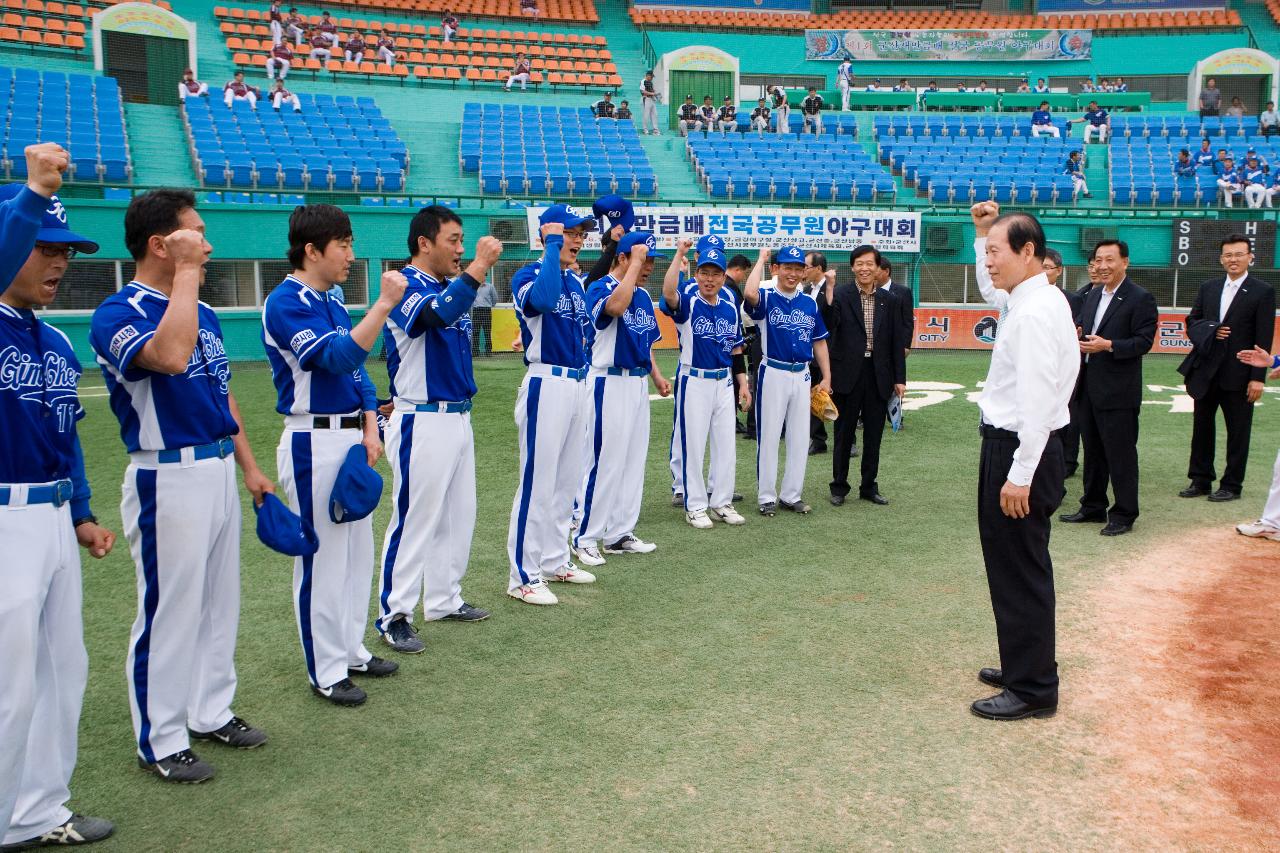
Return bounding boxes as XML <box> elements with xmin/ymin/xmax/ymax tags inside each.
<box><xmin>69</xmin><ymin>350</ymin><xmax>1279</xmax><ymax>851</ymax></box>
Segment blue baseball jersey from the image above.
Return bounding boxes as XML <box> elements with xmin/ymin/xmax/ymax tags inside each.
<box><xmin>747</xmin><ymin>286</ymin><xmax>829</xmax><ymax>364</ymax></box>
<box><xmin>511</xmin><ymin>260</ymin><xmax>589</xmax><ymax>369</ymax></box>
<box><xmin>1195</xmin><ymin>150</ymin><xmax>1216</xmax><ymax>169</ymax></box>
<box><xmin>664</xmin><ymin>289</ymin><xmax>741</xmax><ymax>370</ymax></box>
<box><xmin>1084</xmin><ymin>108</ymin><xmax>1107</xmax><ymax>126</ymax></box>
<box><xmin>1219</xmin><ymin>167</ymin><xmax>1239</xmax><ymax>183</ymax></box>
<box><xmin>262</xmin><ymin>275</ymin><xmax>373</xmax><ymax>415</ymax></box>
<box><xmin>1031</xmin><ymin>109</ymin><xmax>1052</xmax><ymax>126</ymax></box>
<box><xmin>1243</xmin><ymin>166</ymin><xmax>1266</xmax><ymax>184</ymax></box>
<box><xmin>1064</xmin><ymin>158</ymin><xmax>1082</xmax><ymax>176</ymax></box>
<box><xmin>383</xmin><ymin>265</ymin><xmax>477</xmax><ymax>404</ymax></box>
<box><xmin>91</xmin><ymin>281</ymin><xmax>238</xmax><ymax>452</ymax></box>
<box><xmin>0</xmin><ymin>305</ymin><xmax>83</xmax><ymax>484</ymax></box>
<box><xmin>584</xmin><ymin>274</ymin><xmax>660</xmax><ymax>371</ymax></box>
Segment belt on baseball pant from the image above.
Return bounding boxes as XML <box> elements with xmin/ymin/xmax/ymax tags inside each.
<box><xmin>685</xmin><ymin>366</ymin><xmax>728</xmax><ymax>380</ymax></box>
<box><xmin>129</xmin><ymin>436</ymin><xmax>235</xmax><ymax>466</ymax></box>
<box><xmin>765</xmin><ymin>358</ymin><xmax>807</xmax><ymax>372</ymax></box>
<box><xmin>0</xmin><ymin>479</ymin><xmax>74</xmax><ymax>508</ymax></box>
<box><xmin>527</xmin><ymin>363</ymin><xmax>587</xmax><ymax>381</ymax></box>
<box><xmin>604</xmin><ymin>366</ymin><xmax>650</xmax><ymax>377</ymax></box>
<box><xmin>412</xmin><ymin>400</ymin><xmax>473</xmax><ymax>414</ymax></box>
<box><xmin>283</xmin><ymin>413</ymin><xmax>362</xmax><ymax>430</ymax></box>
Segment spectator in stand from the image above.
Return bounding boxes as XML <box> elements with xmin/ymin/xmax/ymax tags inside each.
<box><xmin>343</xmin><ymin>32</ymin><xmax>367</xmax><ymax>63</ymax></box>
<box><xmin>1097</xmin><ymin>78</ymin><xmax>1112</xmax><ymax>93</ymax></box>
<box><xmin>836</xmin><ymin>59</ymin><xmax>852</xmax><ymax>111</ymax></box>
<box><xmin>699</xmin><ymin>95</ymin><xmax>717</xmax><ymax>132</ymax></box>
<box><xmin>317</xmin><ymin>11</ymin><xmax>338</xmax><ymax>46</ymax></box>
<box><xmin>956</xmin><ymin>82</ymin><xmax>969</xmax><ymax>93</ymax></box>
<box><xmin>976</xmin><ymin>80</ymin><xmax>990</xmax><ymax>93</ymax></box>
<box><xmin>616</xmin><ymin>100</ymin><xmax>632</xmax><ymax>121</ymax></box>
<box><xmin>1034</xmin><ymin>77</ymin><xmax>1050</xmax><ymax>94</ymax></box>
<box><xmin>284</xmin><ymin>7</ymin><xmax>305</xmax><ymax>46</ymax></box>
<box><xmin>471</xmin><ymin>275</ymin><xmax>496</xmax><ymax>357</ymax></box>
<box><xmin>1217</xmin><ymin>156</ymin><xmax>1241</xmax><ymax>207</ymax></box>
<box><xmin>1080</xmin><ymin>79</ymin><xmax>1095</xmax><ymax>94</ymax></box>
<box><xmin>1016</xmin><ymin>78</ymin><xmax>1031</xmax><ymax>93</ymax></box>
<box><xmin>269</xmin><ymin>79</ymin><xmax>302</xmax><ymax>112</ymax></box>
<box><xmin>223</xmin><ymin>71</ymin><xmax>259</xmax><ymax>108</ymax></box>
<box><xmin>441</xmin><ymin>10</ymin><xmax>459</xmax><ymax>44</ymax></box>
<box><xmin>864</xmin><ymin>79</ymin><xmax>880</xmax><ymax>92</ymax></box>
<box><xmin>1227</xmin><ymin>96</ymin><xmax>1246</xmax><ymax>118</ymax></box>
<box><xmin>1030</xmin><ymin>101</ymin><xmax>1059</xmax><ymax>138</ymax></box>
<box><xmin>1174</xmin><ymin>149</ymin><xmax>1197</xmax><ymax>178</ymax></box>
<box><xmin>1199</xmin><ymin>77</ymin><xmax>1221</xmax><ymax>117</ymax></box>
<box><xmin>308</xmin><ymin>28</ymin><xmax>332</xmax><ymax>64</ymax></box>
<box><xmin>1212</xmin><ymin>148</ymin><xmax>1230</xmax><ymax>175</ymax></box>
<box><xmin>1194</xmin><ymin>138</ymin><xmax>1215</xmax><ymax>170</ymax></box>
<box><xmin>592</xmin><ymin>91</ymin><xmax>616</xmax><ymax>118</ymax></box>
<box><xmin>1243</xmin><ymin>156</ymin><xmax>1268</xmax><ymax>208</ymax></box>
<box><xmin>520</xmin><ymin>0</ymin><xmax>539</xmax><ymax>17</ymax></box>
<box><xmin>268</xmin><ymin>0</ymin><xmax>284</xmax><ymax>45</ymax></box>
<box><xmin>1071</xmin><ymin>100</ymin><xmax>1109</xmax><ymax>143</ymax></box>
<box><xmin>717</xmin><ymin>96</ymin><xmax>736</xmax><ymax>135</ymax></box>
<box><xmin>1064</xmin><ymin>149</ymin><xmax>1090</xmax><ymax>198</ymax></box>
<box><xmin>769</xmin><ymin>85</ymin><xmax>789</xmax><ymax>135</ymax></box>
<box><xmin>178</xmin><ymin>68</ymin><xmax>208</xmax><ymax>100</ymax></box>
<box><xmin>1245</xmin><ymin>145</ymin><xmax>1269</xmax><ymax>171</ymax></box>
<box><xmin>801</xmin><ymin>86</ymin><xmax>824</xmax><ymax>135</ymax></box>
<box><xmin>265</xmin><ymin>40</ymin><xmax>293</xmax><ymax>80</ymax></box>
<box><xmin>677</xmin><ymin>94</ymin><xmax>701</xmax><ymax>136</ymax></box>
<box><xmin>503</xmin><ymin>53</ymin><xmax>532</xmax><ymax>91</ymax></box>
<box><xmin>750</xmin><ymin>98</ymin><xmax>770</xmax><ymax>136</ymax></box>
<box><xmin>1114</xmin><ymin>77</ymin><xmax>1128</xmax><ymax>93</ymax></box>
<box><xmin>375</xmin><ymin>30</ymin><xmax>396</xmax><ymax>66</ymax></box>
<box><xmin>924</xmin><ymin>80</ymin><xmax>939</xmax><ymax>92</ymax></box>
<box><xmin>640</xmin><ymin>70</ymin><xmax>659</xmax><ymax>135</ymax></box>
<box><xmin>893</xmin><ymin>78</ymin><xmax>911</xmax><ymax>93</ymax></box>
<box><xmin>1259</xmin><ymin>101</ymin><xmax>1280</xmax><ymax>136</ymax></box>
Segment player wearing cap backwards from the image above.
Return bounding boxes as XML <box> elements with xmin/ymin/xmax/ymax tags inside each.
<box><xmin>507</xmin><ymin>204</ymin><xmax>599</xmax><ymax>605</ymax></box>
<box><xmin>716</xmin><ymin>96</ymin><xmax>737</xmax><ymax>135</ymax></box>
<box><xmin>1</xmin><ymin>144</ymin><xmax>116</xmax><ymax>848</ymax></box>
<box><xmin>678</xmin><ymin>95</ymin><xmax>701</xmax><ymax>136</ymax></box>
<box><xmin>262</xmin><ymin>205</ymin><xmax>405</xmax><ymax>706</ymax></box>
<box><xmin>571</xmin><ymin>232</ymin><xmax>671</xmax><ymax>567</ymax></box>
<box><xmin>376</xmin><ymin>206</ymin><xmax>504</xmax><ymax>655</ymax></box>
<box><xmin>745</xmin><ymin>246</ymin><xmax>832</xmax><ymax>516</ymax></box>
<box><xmin>663</xmin><ymin>239</ymin><xmax>751</xmax><ymax>529</ymax></box>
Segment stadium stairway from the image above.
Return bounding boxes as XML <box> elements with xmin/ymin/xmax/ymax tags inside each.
<box><xmin>123</xmin><ymin>101</ymin><xmax>199</xmax><ymax>186</ymax></box>
<box><xmin>1237</xmin><ymin>0</ymin><xmax>1280</xmax><ymax>56</ymax></box>
<box><xmin>1079</xmin><ymin>141</ymin><xmax>1110</xmax><ymax>208</ymax></box>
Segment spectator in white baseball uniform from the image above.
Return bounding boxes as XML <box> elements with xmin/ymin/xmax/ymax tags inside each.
<box><xmin>801</xmin><ymin>86</ymin><xmax>824</xmax><ymax>135</ymax></box>
<box><xmin>308</xmin><ymin>29</ymin><xmax>332</xmax><ymax>64</ymax></box>
<box><xmin>223</xmin><ymin>71</ymin><xmax>259</xmax><ymax>109</ymax></box>
<box><xmin>284</xmin><ymin>7</ymin><xmax>305</xmax><ymax>46</ymax></box>
<box><xmin>750</xmin><ymin>98</ymin><xmax>770</xmax><ymax>136</ymax></box>
<box><xmin>441</xmin><ymin>10</ymin><xmax>459</xmax><ymax>43</ymax></box>
<box><xmin>1030</xmin><ymin>101</ymin><xmax>1059</xmax><ymax>137</ymax></box>
<box><xmin>615</xmin><ymin>100</ymin><xmax>632</xmax><ymax>121</ymax></box>
<box><xmin>268</xmin><ymin>0</ymin><xmax>284</xmax><ymax>45</ymax></box>
<box><xmin>836</xmin><ymin>60</ymin><xmax>852</xmax><ymax>110</ymax></box>
<box><xmin>265</xmin><ymin>41</ymin><xmax>293</xmax><ymax>81</ymax></box>
<box><xmin>677</xmin><ymin>95</ymin><xmax>701</xmax><ymax>136</ymax></box>
<box><xmin>316</xmin><ymin>11</ymin><xmax>338</xmax><ymax>46</ymax></box>
<box><xmin>343</xmin><ymin>32</ymin><xmax>367</xmax><ymax>64</ymax></box>
<box><xmin>717</xmin><ymin>96</ymin><xmax>737</xmax><ymax>134</ymax></box>
<box><xmin>178</xmin><ymin>68</ymin><xmax>208</xmax><ymax>100</ymax></box>
<box><xmin>504</xmin><ymin>53</ymin><xmax>532</xmax><ymax>91</ymax></box>
<box><xmin>270</xmin><ymin>80</ymin><xmax>302</xmax><ymax>112</ymax></box>
<box><xmin>639</xmin><ymin>69</ymin><xmax>659</xmax><ymax>135</ymax></box>
<box><xmin>375</xmin><ymin>30</ymin><xmax>396</xmax><ymax>66</ymax></box>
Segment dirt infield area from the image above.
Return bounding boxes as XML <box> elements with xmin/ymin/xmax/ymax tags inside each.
<box><xmin>1067</xmin><ymin>527</ymin><xmax>1280</xmax><ymax>848</ymax></box>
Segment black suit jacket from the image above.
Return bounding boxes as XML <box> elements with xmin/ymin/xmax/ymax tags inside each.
<box><xmin>1177</xmin><ymin>274</ymin><xmax>1276</xmax><ymax>398</ymax></box>
<box><xmin>1076</xmin><ymin>277</ymin><xmax>1158</xmax><ymax>410</ymax></box>
<box><xmin>1064</xmin><ymin>287</ymin><xmax>1084</xmax><ymax>323</ymax></box>
<box><xmin>885</xmin><ymin>281</ymin><xmax>914</xmax><ymax>348</ymax></box>
<box><xmin>816</xmin><ymin>282</ymin><xmax>906</xmax><ymax>400</ymax></box>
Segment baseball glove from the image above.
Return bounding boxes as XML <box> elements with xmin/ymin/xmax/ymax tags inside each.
<box><xmin>810</xmin><ymin>387</ymin><xmax>838</xmax><ymax>422</ymax></box>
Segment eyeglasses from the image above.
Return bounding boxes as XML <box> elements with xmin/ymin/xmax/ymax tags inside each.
<box><xmin>1221</xmin><ymin>252</ymin><xmax>1251</xmax><ymax>260</ymax></box>
<box><xmin>35</xmin><ymin>244</ymin><xmax>77</xmax><ymax>260</ymax></box>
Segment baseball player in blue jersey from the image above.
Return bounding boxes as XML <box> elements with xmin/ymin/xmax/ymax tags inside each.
<box><xmin>262</xmin><ymin>204</ymin><xmax>404</xmax><ymax>706</ymax></box>
<box><xmin>744</xmin><ymin>246</ymin><xmax>832</xmax><ymax>515</ymax></box>
<box><xmin>662</xmin><ymin>238</ymin><xmax>751</xmax><ymax>529</ymax></box>
<box><xmin>376</xmin><ymin>206</ymin><xmax>505</xmax><ymax>654</ymax></box>
<box><xmin>571</xmin><ymin>231</ymin><xmax>671</xmax><ymax>567</ymax></box>
<box><xmin>90</xmin><ymin>189</ymin><xmax>274</xmax><ymax>785</ymax></box>
<box><xmin>1</xmin><ymin>145</ymin><xmax>116</xmax><ymax>848</ymax></box>
<box><xmin>507</xmin><ymin>204</ymin><xmax>599</xmax><ymax>605</ymax></box>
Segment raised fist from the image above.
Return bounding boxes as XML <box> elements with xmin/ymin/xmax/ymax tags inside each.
<box><xmin>163</xmin><ymin>229</ymin><xmax>208</xmax><ymax>267</ymax></box>
<box><xmin>757</xmin><ymin>246</ymin><xmax>770</xmax><ymax>263</ymax></box>
<box><xmin>25</xmin><ymin>143</ymin><xmax>69</xmax><ymax>198</ymax></box>
<box><xmin>379</xmin><ymin>270</ymin><xmax>408</xmax><ymax>305</ymax></box>
<box><xmin>540</xmin><ymin>221</ymin><xmax>565</xmax><ymax>240</ymax></box>
<box><xmin>824</xmin><ymin>268</ymin><xmax>837</xmax><ymax>285</ymax></box>
<box><xmin>609</xmin><ymin>224</ymin><xmax>625</xmax><ymax>243</ymax></box>
<box><xmin>970</xmin><ymin>201</ymin><xmax>999</xmax><ymax>227</ymax></box>
<box><xmin>473</xmin><ymin>235</ymin><xmax>504</xmax><ymax>269</ymax></box>
<box><xmin>676</xmin><ymin>237</ymin><xmax>693</xmax><ymax>255</ymax></box>
<box><xmin>630</xmin><ymin>240</ymin><xmax>650</xmax><ymax>261</ymax></box>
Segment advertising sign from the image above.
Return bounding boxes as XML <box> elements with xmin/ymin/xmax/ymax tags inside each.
<box><xmin>805</xmin><ymin>29</ymin><xmax>1092</xmax><ymax>62</ymax></box>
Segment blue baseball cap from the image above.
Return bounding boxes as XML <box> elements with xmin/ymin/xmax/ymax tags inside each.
<box><xmin>617</xmin><ymin>230</ymin><xmax>665</xmax><ymax>259</ymax></box>
<box><xmin>776</xmin><ymin>245</ymin><xmax>805</xmax><ymax>266</ymax></box>
<box><xmin>696</xmin><ymin>234</ymin><xmax>725</xmax><ymax>253</ymax></box>
<box><xmin>254</xmin><ymin>492</ymin><xmax>319</xmax><ymax>557</ymax></box>
<box><xmin>592</xmin><ymin>194</ymin><xmax>634</xmax><ymax>233</ymax></box>
<box><xmin>538</xmin><ymin>203</ymin><xmax>597</xmax><ymax>231</ymax></box>
<box><xmin>695</xmin><ymin>248</ymin><xmax>726</xmax><ymax>271</ymax></box>
<box><xmin>0</xmin><ymin>183</ymin><xmax>99</xmax><ymax>253</ymax></box>
<box><xmin>329</xmin><ymin>444</ymin><xmax>383</xmax><ymax>524</ymax></box>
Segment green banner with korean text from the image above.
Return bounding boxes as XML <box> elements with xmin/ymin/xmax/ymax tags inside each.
<box><xmin>805</xmin><ymin>29</ymin><xmax>1092</xmax><ymax>62</ymax></box>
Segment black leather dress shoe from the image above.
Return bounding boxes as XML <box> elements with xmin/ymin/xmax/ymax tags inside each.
<box><xmin>978</xmin><ymin>667</ymin><xmax>1004</xmax><ymax>688</ymax></box>
<box><xmin>1059</xmin><ymin>509</ymin><xmax>1106</xmax><ymax>523</ymax></box>
<box><xmin>829</xmin><ymin>494</ymin><xmax>845</xmax><ymax>506</ymax></box>
<box><xmin>1178</xmin><ymin>483</ymin><xmax>1211</xmax><ymax>498</ymax></box>
<box><xmin>808</xmin><ymin>441</ymin><xmax>827</xmax><ymax>456</ymax></box>
<box><xmin>970</xmin><ymin>689</ymin><xmax>1056</xmax><ymax>721</ymax></box>
<box><xmin>1100</xmin><ymin>521</ymin><xmax>1133</xmax><ymax>536</ymax></box>
<box><xmin>859</xmin><ymin>492</ymin><xmax>888</xmax><ymax>506</ymax></box>
<box><xmin>1208</xmin><ymin>489</ymin><xmax>1240</xmax><ymax>502</ymax></box>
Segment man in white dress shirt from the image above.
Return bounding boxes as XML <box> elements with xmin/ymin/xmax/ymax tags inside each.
<box><xmin>971</xmin><ymin>211</ymin><xmax>1079</xmax><ymax>721</ymax></box>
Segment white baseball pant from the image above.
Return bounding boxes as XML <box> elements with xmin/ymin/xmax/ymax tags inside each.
<box><xmin>276</xmin><ymin>424</ymin><xmax>375</xmax><ymax>690</ymax></box>
<box><xmin>377</xmin><ymin>407</ymin><xmax>476</xmax><ymax>630</ymax></box>
<box><xmin>507</xmin><ymin>368</ymin><xmax>586</xmax><ymax>590</ymax></box>
<box><xmin>1083</xmin><ymin>124</ymin><xmax>1108</xmax><ymax>143</ymax></box>
<box><xmin>752</xmin><ymin>116</ymin><xmax>768</xmax><ymax>135</ymax></box>
<box><xmin>803</xmin><ymin>113</ymin><xmax>823</xmax><ymax>135</ymax></box>
<box><xmin>1</xmin><ymin>498</ymin><xmax>86</xmax><ymax>846</ymax></box>
<box><xmin>310</xmin><ymin>47</ymin><xmax>332</xmax><ymax>63</ymax></box>
<box><xmin>676</xmin><ymin>370</ymin><xmax>736</xmax><ymax>513</ymax></box>
<box><xmin>178</xmin><ymin>82</ymin><xmax>208</xmax><ymax>100</ymax></box>
<box><xmin>679</xmin><ymin>118</ymin><xmax>703</xmax><ymax>136</ymax></box>
<box><xmin>1219</xmin><ymin>180</ymin><xmax>1239</xmax><ymax>207</ymax></box>
<box><xmin>270</xmin><ymin>19</ymin><xmax>283</xmax><ymax>44</ymax></box>
<box><xmin>287</xmin><ymin>23</ymin><xmax>305</xmax><ymax>46</ymax></box>
<box><xmin>775</xmin><ymin>104</ymin><xmax>790</xmax><ymax>135</ymax></box>
<box><xmin>123</xmin><ymin>454</ymin><xmax>240</xmax><ymax>764</ymax></box>
<box><xmin>1031</xmin><ymin>125</ymin><xmax>1060</xmax><ymax>138</ymax></box>
<box><xmin>839</xmin><ymin>80</ymin><xmax>850</xmax><ymax>111</ymax></box>
<box><xmin>755</xmin><ymin>363</ymin><xmax>811</xmax><ymax>505</ymax></box>
<box><xmin>273</xmin><ymin>91</ymin><xmax>302</xmax><ymax>111</ymax></box>
<box><xmin>378</xmin><ymin>46</ymin><xmax>396</xmax><ymax>66</ymax></box>
<box><xmin>1260</xmin><ymin>449</ymin><xmax>1280</xmax><ymax>528</ymax></box>
<box><xmin>574</xmin><ymin>370</ymin><xmax>651</xmax><ymax>550</ymax></box>
<box><xmin>266</xmin><ymin>57</ymin><xmax>290</xmax><ymax>80</ymax></box>
<box><xmin>642</xmin><ymin>97</ymin><xmax>659</xmax><ymax>133</ymax></box>
<box><xmin>668</xmin><ymin>364</ymin><xmax>685</xmax><ymax>497</ymax></box>
<box><xmin>344</xmin><ymin>48</ymin><xmax>365</xmax><ymax>63</ymax></box>
<box><xmin>505</xmin><ymin>72</ymin><xmax>530</xmax><ymax>91</ymax></box>
<box><xmin>1244</xmin><ymin>184</ymin><xmax>1267</xmax><ymax>208</ymax></box>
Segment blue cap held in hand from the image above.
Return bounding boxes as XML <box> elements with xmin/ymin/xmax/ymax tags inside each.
<box><xmin>592</xmin><ymin>194</ymin><xmax>634</xmax><ymax>233</ymax></box>
<box><xmin>254</xmin><ymin>492</ymin><xmax>319</xmax><ymax>556</ymax></box>
<box><xmin>329</xmin><ymin>444</ymin><xmax>383</xmax><ymax>524</ymax></box>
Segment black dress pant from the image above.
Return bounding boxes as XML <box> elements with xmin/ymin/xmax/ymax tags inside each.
<box><xmin>810</xmin><ymin>359</ymin><xmax>827</xmax><ymax>444</ymax></box>
<box><xmin>1188</xmin><ymin>384</ymin><xmax>1256</xmax><ymax>495</ymax></box>
<box><xmin>1077</xmin><ymin>378</ymin><xmax>1141</xmax><ymax>524</ymax></box>
<box><xmin>744</xmin><ymin>332</ymin><xmax>762</xmax><ymax>432</ymax></box>
<box><xmin>829</xmin><ymin>356</ymin><xmax>886</xmax><ymax>498</ymax></box>
<box><xmin>978</xmin><ymin>430</ymin><xmax>1065</xmax><ymax>706</ymax></box>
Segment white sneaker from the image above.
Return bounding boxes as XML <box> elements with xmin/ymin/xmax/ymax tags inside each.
<box><xmin>547</xmin><ymin>564</ymin><xmax>596</xmax><ymax>584</ymax></box>
<box><xmin>508</xmin><ymin>582</ymin><xmax>558</xmax><ymax>605</ymax></box>
<box><xmin>604</xmin><ymin>534</ymin><xmax>656</xmax><ymax>554</ymax></box>
<box><xmin>574</xmin><ymin>544</ymin><xmax>606</xmax><ymax>566</ymax></box>
<box><xmin>1236</xmin><ymin>520</ymin><xmax>1280</xmax><ymax>541</ymax></box>
<box><xmin>685</xmin><ymin>509</ymin><xmax>713</xmax><ymax>529</ymax></box>
<box><xmin>709</xmin><ymin>504</ymin><xmax>746</xmax><ymax>526</ymax></box>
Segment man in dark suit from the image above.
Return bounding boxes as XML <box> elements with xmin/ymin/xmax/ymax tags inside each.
<box><xmin>877</xmin><ymin>256</ymin><xmax>915</xmax><ymax>356</ymax></box>
<box><xmin>817</xmin><ymin>245</ymin><xmax>906</xmax><ymax>506</ymax></box>
<box><xmin>1178</xmin><ymin>234</ymin><xmax>1276</xmax><ymax>501</ymax></box>
<box><xmin>1045</xmin><ymin>249</ymin><xmax>1084</xmax><ymax>478</ymax></box>
<box><xmin>1059</xmin><ymin>240</ymin><xmax>1157</xmax><ymax>536</ymax></box>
